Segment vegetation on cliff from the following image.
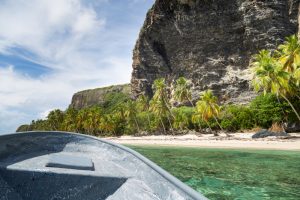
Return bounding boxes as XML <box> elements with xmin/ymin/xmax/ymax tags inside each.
<box><xmin>17</xmin><ymin>35</ymin><xmax>300</xmax><ymax>135</ymax></box>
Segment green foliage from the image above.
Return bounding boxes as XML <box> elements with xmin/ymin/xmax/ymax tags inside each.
<box><xmin>136</xmin><ymin>111</ymin><xmax>152</xmax><ymax>131</ymax></box>
<box><xmin>102</xmin><ymin>92</ymin><xmax>130</xmax><ymax>113</ymax></box>
<box><xmin>62</xmin><ymin>108</ymin><xmax>78</xmax><ymax>132</ymax></box>
<box><xmin>251</xmin><ymin>35</ymin><xmax>300</xmax><ymax>121</ymax></box>
<box><xmin>220</xmin><ymin>105</ymin><xmax>254</xmax><ymax>131</ymax></box>
<box><xmin>193</xmin><ymin>90</ymin><xmax>224</xmax><ymax>135</ymax></box>
<box><xmin>47</xmin><ymin>109</ymin><xmax>64</xmax><ymax>131</ymax></box>
<box><xmin>16</xmin><ymin>124</ymin><xmax>32</xmax><ymax>132</ymax></box>
<box><xmin>249</xmin><ymin>94</ymin><xmax>295</xmax><ymax>128</ymax></box>
<box><xmin>173</xmin><ymin>77</ymin><xmax>193</xmax><ymax>106</ymax></box>
<box><xmin>172</xmin><ymin>106</ymin><xmax>194</xmax><ymax>130</ymax></box>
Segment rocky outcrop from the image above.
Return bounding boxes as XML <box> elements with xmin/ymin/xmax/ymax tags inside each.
<box><xmin>70</xmin><ymin>84</ymin><xmax>131</xmax><ymax>109</ymax></box>
<box><xmin>252</xmin><ymin>129</ymin><xmax>288</xmax><ymax>138</ymax></box>
<box><xmin>131</xmin><ymin>0</ymin><xmax>299</xmax><ymax>103</ymax></box>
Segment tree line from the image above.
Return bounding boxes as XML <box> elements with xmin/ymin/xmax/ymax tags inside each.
<box><xmin>17</xmin><ymin>35</ymin><xmax>300</xmax><ymax>136</ymax></box>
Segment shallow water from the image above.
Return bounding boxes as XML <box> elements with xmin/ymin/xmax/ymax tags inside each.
<box><xmin>129</xmin><ymin>146</ymin><xmax>300</xmax><ymax>200</ymax></box>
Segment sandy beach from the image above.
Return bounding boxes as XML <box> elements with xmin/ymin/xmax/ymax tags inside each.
<box><xmin>106</xmin><ymin>132</ymin><xmax>300</xmax><ymax>151</ymax></box>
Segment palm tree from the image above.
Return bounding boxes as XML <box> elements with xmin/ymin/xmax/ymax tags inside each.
<box><xmin>76</xmin><ymin>109</ymin><xmax>87</xmax><ymax>133</ymax></box>
<box><xmin>251</xmin><ymin>50</ymin><xmax>300</xmax><ymax>121</ymax></box>
<box><xmin>47</xmin><ymin>109</ymin><xmax>64</xmax><ymax>131</ymax></box>
<box><xmin>173</xmin><ymin>109</ymin><xmax>189</xmax><ymax>130</ymax></box>
<box><xmin>277</xmin><ymin>35</ymin><xmax>300</xmax><ymax>98</ymax></box>
<box><xmin>83</xmin><ymin>107</ymin><xmax>102</xmax><ymax>135</ymax></box>
<box><xmin>149</xmin><ymin>98</ymin><xmax>168</xmax><ymax>134</ymax></box>
<box><xmin>137</xmin><ymin>95</ymin><xmax>151</xmax><ymax>128</ymax></box>
<box><xmin>194</xmin><ymin>90</ymin><xmax>224</xmax><ymax>136</ymax></box>
<box><xmin>151</xmin><ymin>78</ymin><xmax>174</xmax><ymax>132</ymax></box>
<box><xmin>152</xmin><ymin>78</ymin><xmax>173</xmax><ymax>115</ymax></box>
<box><xmin>124</xmin><ymin>100</ymin><xmax>140</xmax><ymax>133</ymax></box>
<box><xmin>100</xmin><ymin>114</ymin><xmax>117</xmax><ymax>135</ymax></box>
<box><xmin>294</xmin><ymin>67</ymin><xmax>300</xmax><ymax>86</ymax></box>
<box><xmin>278</xmin><ymin>35</ymin><xmax>300</xmax><ymax>73</ymax></box>
<box><xmin>173</xmin><ymin>77</ymin><xmax>194</xmax><ymax>106</ymax></box>
<box><xmin>62</xmin><ymin>108</ymin><xmax>78</xmax><ymax>132</ymax></box>
<box><xmin>173</xmin><ymin>77</ymin><xmax>203</xmax><ymax>131</ymax></box>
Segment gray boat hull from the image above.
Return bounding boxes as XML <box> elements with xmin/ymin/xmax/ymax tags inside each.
<box><xmin>0</xmin><ymin>132</ymin><xmax>207</xmax><ymax>200</ymax></box>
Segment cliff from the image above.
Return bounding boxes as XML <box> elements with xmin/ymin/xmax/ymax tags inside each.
<box><xmin>131</xmin><ymin>0</ymin><xmax>299</xmax><ymax>103</ymax></box>
<box><xmin>70</xmin><ymin>84</ymin><xmax>131</xmax><ymax>109</ymax></box>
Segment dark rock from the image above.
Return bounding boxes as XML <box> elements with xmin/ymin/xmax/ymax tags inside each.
<box><xmin>131</xmin><ymin>0</ymin><xmax>299</xmax><ymax>104</ymax></box>
<box><xmin>252</xmin><ymin>129</ymin><xmax>288</xmax><ymax>139</ymax></box>
<box><xmin>70</xmin><ymin>84</ymin><xmax>131</xmax><ymax>109</ymax></box>
<box><xmin>284</xmin><ymin>122</ymin><xmax>300</xmax><ymax>133</ymax></box>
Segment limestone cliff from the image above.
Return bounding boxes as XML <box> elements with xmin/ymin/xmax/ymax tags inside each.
<box><xmin>70</xmin><ymin>84</ymin><xmax>131</xmax><ymax>109</ymax></box>
<box><xmin>131</xmin><ymin>0</ymin><xmax>299</xmax><ymax>103</ymax></box>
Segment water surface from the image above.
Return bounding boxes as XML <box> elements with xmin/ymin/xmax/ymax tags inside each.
<box><xmin>130</xmin><ymin>146</ymin><xmax>300</xmax><ymax>200</ymax></box>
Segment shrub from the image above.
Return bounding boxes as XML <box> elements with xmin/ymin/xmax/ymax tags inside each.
<box><xmin>172</xmin><ymin>106</ymin><xmax>194</xmax><ymax>130</ymax></box>
<box><xmin>220</xmin><ymin>105</ymin><xmax>255</xmax><ymax>131</ymax></box>
<box><xmin>250</xmin><ymin>94</ymin><xmax>288</xmax><ymax>128</ymax></box>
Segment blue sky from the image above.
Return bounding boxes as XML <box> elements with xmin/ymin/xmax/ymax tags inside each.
<box><xmin>0</xmin><ymin>0</ymin><xmax>155</xmax><ymax>133</ymax></box>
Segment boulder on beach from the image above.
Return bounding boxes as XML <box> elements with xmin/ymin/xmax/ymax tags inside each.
<box><xmin>252</xmin><ymin>129</ymin><xmax>288</xmax><ymax>139</ymax></box>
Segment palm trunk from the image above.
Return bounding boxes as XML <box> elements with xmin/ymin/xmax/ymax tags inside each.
<box><xmin>198</xmin><ymin>121</ymin><xmax>202</xmax><ymax>132</ymax></box>
<box><xmin>190</xmin><ymin>100</ymin><xmax>202</xmax><ymax>132</ymax></box>
<box><xmin>134</xmin><ymin>117</ymin><xmax>140</xmax><ymax>133</ymax></box>
<box><xmin>205</xmin><ymin>120</ymin><xmax>216</xmax><ymax>135</ymax></box>
<box><xmin>167</xmin><ymin>115</ymin><xmax>173</xmax><ymax>132</ymax></box>
<box><xmin>160</xmin><ymin>117</ymin><xmax>166</xmax><ymax>134</ymax></box>
<box><xmin>147</xmin><ymin>114</ymin><xmax>151</xmax><ymax>129</ymax></box>
<box><xmin>212</xmin><ymin>115</ymin><xmax>228</xmax><ymax>137</ymax></box>
<box><xmin>280</xmin><ymin>93</ymin><xmax>300</xmax><ymax>121</ymax></box>
<box><xmin>163</xmin><ymin>97</ymin><xmax>174</xmax><ymax>119</ymax></box>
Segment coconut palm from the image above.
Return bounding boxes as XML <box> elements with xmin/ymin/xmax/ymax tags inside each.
<box><xmin>151</xmin><ymin>78</ymin><xmax>174</xmax><ymax>131</ymax></box>
<box><xmin>100</xmin><ymin>114</ymin><xmax>117</xmax><ymax>135</ymax></box>
<box><xmin>173</xmin><ymin>77</ymin><xmax>204</xmax><ymax>131</ymax></box>
<box><xmin>277</xmin><ymin>35</ymin><xmax>300</xmax><ymax>97</ymax></box>
<box><xmin>62</xmin><ymin>108</ymin><xmax>78</xmax><ymax>132</ymax></box>
<box><xmin>149</xmin><ymin>98</ymin><xmax>168</xmax><ymax>134</ymax></box>
<box><xmin>251</xmin><ymin>50</ymin><xmax>300</xmax><ymax>121</ymax></box>
<box><xmin>173</xmin><ymin>109</ymin><xmax>190</xmax><ymax>130</ymax></box>
<box><xmin>278</xmin><ymin>35</ymin><xmax>300</xmax><ymax>73</ymax></box>
<box><xmin>294</xmin><ymin>67</ymin><xmax>300</xmax><ymax>86</ymax></box>
<box><xmin>76</xmin><ymin>109</ymin><xmax>88</xmax><ymax>133</ymax></box>
<box><xmin>124</xmin><ymin>100</ymin><xmax>140</xmax><ymax>133</ymax></box>
<box><xmin>137</xmin><ymin>94</ymin><xmax>151</xmax><ymax>128</ymax></box>
<box><xmin>47</xmin><ymin>109</ymin><xmax>64</xmax><ymax>131</ymax></box>
<box><xmin>194</xmin><ymin>90</ymin><xmax>224</xmax><ymax>136</ymax></box>
<box><xmin>174</xmin><ymin>77</ymin><xmax>194</xmax><ymax>106</ymax></box>
<box><xmin>83</xmin><ymin>107</ymin><xmax>102</xmax><ymax>135</ymax></box>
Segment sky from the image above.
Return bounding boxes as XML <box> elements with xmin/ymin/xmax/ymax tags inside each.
<box><xmin>0</xmin><ymin>0</ymin><xmax>155</xmax><ymax>134</ymax></box>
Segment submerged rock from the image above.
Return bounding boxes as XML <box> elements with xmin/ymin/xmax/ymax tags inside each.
<box><xmin>131</xmin><ymin>0</ymin><xmax>299</xmax><ymax>104</ymax></box>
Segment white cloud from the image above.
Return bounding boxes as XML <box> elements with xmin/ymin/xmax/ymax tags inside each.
<box><xmin>0</xmin><ymin>0</ymin><xmax>107</xmax><ymax>69</ymax></box>
<box><xmin>0</xmin><ymin>0</ymin><xmax>153</xmax><ymax>134</ymax></box>
<box><xmin>0</xmin><ymin>0</ymin><xmax>151</xmax><ymax>133</ymax></box>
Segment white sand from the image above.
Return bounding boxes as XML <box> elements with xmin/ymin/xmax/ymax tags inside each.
<box><xmin>105</xmin><ymin>132</ymin><xmax>300</xmax><ymax>151</ymax></box>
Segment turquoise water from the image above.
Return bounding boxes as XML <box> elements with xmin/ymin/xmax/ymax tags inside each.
<box><xmin>129</xmin><ymin>146</ymin><xmax>300</xmax><ymax>200</ymax></box>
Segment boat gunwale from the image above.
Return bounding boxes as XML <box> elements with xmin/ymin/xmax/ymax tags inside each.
<box><xmin>0</xmin><ymin>131</ymin><xmax>207</xmax><ymax>200</ymax></box>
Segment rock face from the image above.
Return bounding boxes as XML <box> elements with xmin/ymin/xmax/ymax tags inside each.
<box><xmin>70</xmin><ymin>84</ymin><xmax>131</xmax><ymax>109</ymax></box>
<box><xmin>131</xmin><ymin>0</ymin><xmax>299</xmax><ymax>103</ymax></box>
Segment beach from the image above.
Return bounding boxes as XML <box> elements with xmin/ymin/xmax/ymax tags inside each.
<box><xmin>106</xmin><ymin>132</ymin><xmax>300</xmax><ymax>151</ymax></box>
